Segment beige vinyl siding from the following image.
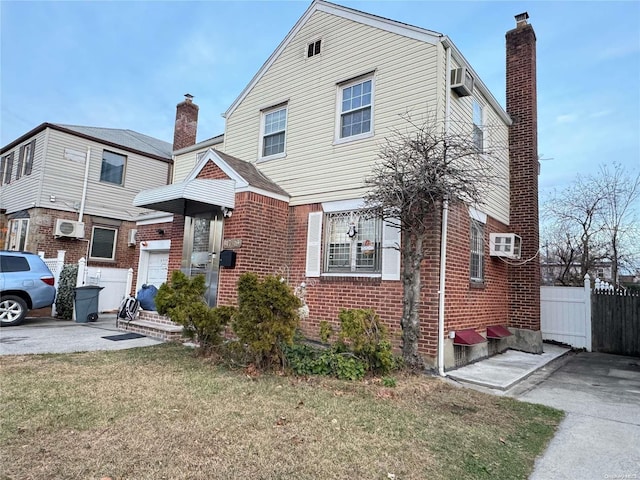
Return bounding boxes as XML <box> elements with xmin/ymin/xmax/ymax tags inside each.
<box><xmin>0</xmin><ymin>129</ymin><xmax>47</xmax><ymax>214</ymax></box>
<box><xmin>448</xmin><ymin>59</ymin><xmax>510</xmax><ymax>225</ymax></box>
<box><xmin>224</xmin><ymin>11</ymin><xmax>440</xmax><ymax>206</ymax></box>
<box><xmin>39</xmin><ymin>129</ymin><xmax>170</xmax><ymax>220</ymax></box>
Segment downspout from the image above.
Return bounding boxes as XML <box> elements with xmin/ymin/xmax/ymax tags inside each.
<box><xmin>437</xmin><ymin>43</ymin><xmax>453</xmax><ymax>377</ymax></box>
<box><xmin>78</xmin><ymin>146</ymin><xmax>91</xmax><ymax>222</ymax></box>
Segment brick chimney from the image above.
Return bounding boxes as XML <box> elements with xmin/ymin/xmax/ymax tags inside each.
<box><xmin>506</xmin><ymin>13</ymin><xmax>541</xmax><ymax>342</ymax></box>
<box><xmin>173</xmin><ymin>93</ymin><xmax>199</xmax><ymax>151</ymax></box>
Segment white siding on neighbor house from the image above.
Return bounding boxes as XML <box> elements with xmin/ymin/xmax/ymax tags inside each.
<box><xmin>448</xmin><ymin>57</ymin><xmax>510</xmax><ymax>225</ymax></box>
<box><xmin>0</xmin><ymin>129</ymin><xmax>48</xmax><ymax>214</ymax></box>
<box><xmin>224</xmin><ymin>10</ymin><xmax>441</xmax><ymax>206</ymax></box>
<box><xmin>40</xmin><ymin>129</ymin><xmax>171</xmax><ymax>220</ymax></box>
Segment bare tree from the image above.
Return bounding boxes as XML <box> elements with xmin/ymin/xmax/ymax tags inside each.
<box><xmin>596</xmin><ymin>163</ymin><xmax>640</xmax><ymax>284</ymax></box>
<box><xmin>542</xmin><ymin>163</ymin><xmax>640</xmax><ymax>286</ymax></box>
<box><xmin>364</xmin><ymin>114</ymin><xmax>499</xmax><ymax>369</ymax></box>
<box><xmin>544</xmin><ymin>174</ymin><xmax>607</xmax><ymax>283</ymax></box>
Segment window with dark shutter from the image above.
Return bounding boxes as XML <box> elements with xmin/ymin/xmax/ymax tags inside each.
<box><xmin>3</xmin><ymin>153</ymin><xmax>14</xmax><ymax>184</ymax></box>
<box><xmin>15</xmin><ymin>140</ymin><xmax>35</xmax><ymax>180</ymax></box>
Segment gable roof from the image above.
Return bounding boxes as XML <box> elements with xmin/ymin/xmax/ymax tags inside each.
<box><xmin>223</xmin><ymin>0</ymin><xmax>510</xmax><ymax>125</ymax></box>
<box><xmin>188</xmin><ymin>148</ymin><xmax>290</xmax><ymax>201</ymax></box>
<box><xmin>1</xmin><ymin>122</ymin><xmax>172</xmax><ymax>161</ymax></box>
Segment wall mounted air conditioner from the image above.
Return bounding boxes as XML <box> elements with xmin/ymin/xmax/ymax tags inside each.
<box><xmin>54</xmin><ymin>219</ymin><xmax>85</xmax><ymax>239</ymax></box>
<box><xmin>128</xmin><ymin>229</ymin><xmax>137</xmax><ymax>246</ymax></box>
<box><xmin>451</xmin><ymin>67</ymin><xmax>474</xmax><ymax>97</ymax></box>
<box><xmin>489</xmin><ymin>233</ymin><xmax>522</xmax><ymax>259</ymax></box>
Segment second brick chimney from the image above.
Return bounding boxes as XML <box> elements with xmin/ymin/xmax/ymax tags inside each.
<box><xmin>173</xmin><ymin>94</ymin><xmax>199</xmax><ymax>151</ymax></box>
<box><xmin>506</xmin><ymin>12</ymin><xmax>542</xmax><ymax>351</ymax></box>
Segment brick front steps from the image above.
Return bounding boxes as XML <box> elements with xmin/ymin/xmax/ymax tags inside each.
<box><xmin>117</xmin><ymin>310</ymin><xmax>183</xmax><ymax>342</ymax></box>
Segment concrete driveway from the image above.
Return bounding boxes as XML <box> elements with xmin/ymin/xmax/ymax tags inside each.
<box><xmin>513</xmin><ymin>352</ymin><xmax>640</xmax><ymax>480</ymax></box>
<box><xmin>0</xmin><ymin>315</ymin><xmax>162</xmax><ymax>355</ymax></box>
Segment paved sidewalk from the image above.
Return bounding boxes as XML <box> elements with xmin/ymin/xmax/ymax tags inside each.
<box><xmin>0</xmin><ymin>315</ymin><xmax>162</xmax><ymax>355</ymax></box>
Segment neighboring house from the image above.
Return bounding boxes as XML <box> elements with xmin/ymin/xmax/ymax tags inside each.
<box><xmin>132</xmin><ymin>1</ymin><xmax>541</xmax><ymax>370</ymax></box>
<box><xmin>0</xmin><ymin>123</ymin><xmax>172</xmax><ymax>270</ymax></box>
<box><xmin>541</xmin><ymin>260</ymin><xmax>614</xmax><ymax>286</ymax></box>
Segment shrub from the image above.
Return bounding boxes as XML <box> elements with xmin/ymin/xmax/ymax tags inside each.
<box><xmin>232</xmin><ymin>273</ymin><xmax>301</xmax><ymax>368</ymax></box>
<box><xmin>337</xmin><ymin>308</ymin><xmax>396</xmax><ymax>375</ymax></box>
<box><xmin>55</xmin><ymin>264</ymin><xmax>78</xmax><ymax>320</ymax></box>
<box><xmin>283</xmin><ymin>343</ymin><xmax>366</xmax><ymax>380</ymax></box>
<box><xmin>155</xmin><ymin>271</ymin><xmax>233</xmax><ymax>352</ymax></box>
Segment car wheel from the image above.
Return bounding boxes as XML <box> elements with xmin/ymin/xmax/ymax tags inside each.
<box><xmin>0</xmin><ymin>295</ymin><xmax>28</xmax><ymax>326</ymax></box>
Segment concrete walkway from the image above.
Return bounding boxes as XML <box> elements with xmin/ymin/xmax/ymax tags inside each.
<box><xmin>0</xmin><ymin>315</ymin><xmax>162</xmax><ymax>355</ymax></box>
<box><xmin>447</xmin><ymin>343</ymin><xmax>571</xmax><ymax>391</ymax></box>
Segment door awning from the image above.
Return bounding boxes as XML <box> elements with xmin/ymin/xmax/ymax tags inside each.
<box><xmin>133</xmin><ymin>179</ymin><xmax>235</xmax><ymax>217</ymax></box>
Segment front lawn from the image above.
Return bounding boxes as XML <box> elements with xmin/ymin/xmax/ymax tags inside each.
<box><xmin>0</xmin><ymin>344</ymin><xmax>562</xmax><ymax>479</ymax></box>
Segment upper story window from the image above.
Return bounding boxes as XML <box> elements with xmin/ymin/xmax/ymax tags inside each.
<box><xmin>472</xmin><ymin>100</ymin><xmax>484</xmax><ymax>151</ymax></box>
<box><xmin>16</xmin><ymin>140</ymin><xmax>35</xmax><ymax>180</ymax></box>
<box><xmin>470</xmin><ymin>219</ymin><xmax>484</xmax><ymax>282</ymax></box>
<box><xmin>100</xmin><ymin>150</ymin><xmax>126</xmax><ymax>185</ymax></box>
<box><xmin>261</xmin><ymin>105</ymin><xmax>287</xmax><ymax>158</ymax></box>
<box><xmin>90</xmin><ymin>226</ymin><xmax>118</xmax><ymax>261</ymax></box>
<box><xmin>307</xmin><ymin>39</ymin><xmax>321</xmax><ymax>58</ymax></box>
<box><xmin>338</xmin><ymin>75</ymin><xmax>373</xmax><ymax>141</ymax></box>
<box><xmin>324</xmin><ymin>210</ymin><xmax>382</xmax><ymax>274</ymax></box>
<box><xmin>1</xmin><ymin>152</ymin><xmax>13</xmax><ymax>185</ymax></box>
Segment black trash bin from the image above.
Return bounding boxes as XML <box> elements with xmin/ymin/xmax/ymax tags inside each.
<box><xmin>74</xmin><ymin>285</ymin><xmax>104</xmax><ymax>323</ymax></box>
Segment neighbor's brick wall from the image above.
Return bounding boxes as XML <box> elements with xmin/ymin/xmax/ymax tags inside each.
<box><xmin>506</xmin><ymin>20</ymin><xmax>540</xmax><ymax>330</ymax></box>
<box><xmin>23</xmin><ymin>207</ymin><xmax>138</xmax><ymax>269</ymax></box>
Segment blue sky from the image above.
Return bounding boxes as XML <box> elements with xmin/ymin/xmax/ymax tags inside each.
<box><xmin>1</xmin><ymin>0</ymin><xmax>639</xmax><ymax>203</ymax></box>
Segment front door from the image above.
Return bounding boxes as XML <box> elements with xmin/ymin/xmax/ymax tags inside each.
<box><xmin>182</xmin><ymin>216</ymin><xmax>223</xmax><ymax>307</ymax></box>
<box><xmin>146</xmin><ymin>251</ymin><xmax>169</xmax><ymax>288</ymax></box>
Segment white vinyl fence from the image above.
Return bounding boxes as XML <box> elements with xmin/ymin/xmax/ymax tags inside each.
<box><xmin>77</xmin><ymin>258</ymin><xmax>133</xmax><ymax>313</ymax></box>
<box><xmin>39</xmin><ymin>252</ymin><xmax>133</xmax><ymax>315</ymax></box>
<box><xmin>540</xmin><ymin>275</ymin><xmax>592</xmax><ymax>351</ymax></box>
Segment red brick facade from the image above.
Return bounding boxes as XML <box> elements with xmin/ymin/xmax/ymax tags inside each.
<box><xmin>12</xmin><ymin>207</ymin><xmax>138</xmax><ymax>269</ymax></box>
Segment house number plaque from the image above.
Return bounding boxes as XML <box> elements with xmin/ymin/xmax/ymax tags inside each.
<box><xmin>223</xmin><ymin>238</ymin><xmax>242</xmax><ymax>249</ymax></box>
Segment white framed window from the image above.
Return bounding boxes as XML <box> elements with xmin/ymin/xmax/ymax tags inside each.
<box><xmin>260</xmin><ymin>105</ymin><xmax>287</xmax><ymax>159</ymax></box>
<box><xmin>7</xmin><ymin>218</ymin><xmax>29</xmax><ymax>251</ymax></box>
<box><xmin>324</xmin><ymin>210</ymin><xmax>382</xmax><ymax>274</ymax></box>
<box><xmin>306</xmin><ymin>208</ymin><xmax>400</xmax><ymax>280</ymax></box>
<box><xmin>90</xmin><ymin>226</ymin><xmax>118</xmax><ymax>261</ymax></box>
<box><xmin>336</xmin><ymin>75</ymin><xmax>373</xmax><ymax>141</ymax></box>
<box><xmin>470</xmin><ymin>219</ymin><xmax>484</xmax><ymax>282</ymax></box>
<box><xmin>100</xmin><ymin>150</ymin><xmax>126</xmax><ymax>186</ymax></box>
<box><xmin>472</xmin><ymin>100</ymin><xmax>484</xmax><ymax>151</ymax></box>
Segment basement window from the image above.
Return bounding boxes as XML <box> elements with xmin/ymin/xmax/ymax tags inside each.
<box><xmin>307</xmin><ymin>39</ymin><xmax>321</xmax><ymax>58</ymax></box>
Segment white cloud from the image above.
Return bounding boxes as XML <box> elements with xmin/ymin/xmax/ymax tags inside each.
<box><xmin>556</xmin><ymin>114</ymin><xmax>578</xmax><ymax>124</ymax></box>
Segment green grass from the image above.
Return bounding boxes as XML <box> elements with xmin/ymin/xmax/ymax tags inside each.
<box><xmin>0</xmin><ymin>344</ymin><xmax>563</xmax><ymax>479</ymax></box>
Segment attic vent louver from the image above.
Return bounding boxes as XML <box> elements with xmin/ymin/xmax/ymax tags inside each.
<box><xmin>307</xmin><ymin>39</ymin><xmax>321</xmax><ymax>58</ymax></box>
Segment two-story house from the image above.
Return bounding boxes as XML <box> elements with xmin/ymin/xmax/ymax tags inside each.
<box><xmin>0</xmin><ymin>123</ymin><xmax>172</xmax><ymax>270</ymax></box>
<box><xmin>132</xmin><ymin>0</ymin><xmax>541</xmax><ymax>370</ymax></box>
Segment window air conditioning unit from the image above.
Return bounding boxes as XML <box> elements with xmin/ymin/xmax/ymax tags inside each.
<box><xmin>128</xmin><ymin>229</ymin><xmax>137</xmax><ymax>246</ymax></box>
<box><xmin>490</xmin><ymin>233</ymin><xmax>522</xmax><ymax>259</ymax></box>
<box><xmin>451</xmin><ymin>67</ymin><xmax>474</xmax><ymax>97</ymax></box>
<box><xmin>54</xmin><ymin>219</ymin><xmax>85</xmax><ymax>239</ymax></box>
